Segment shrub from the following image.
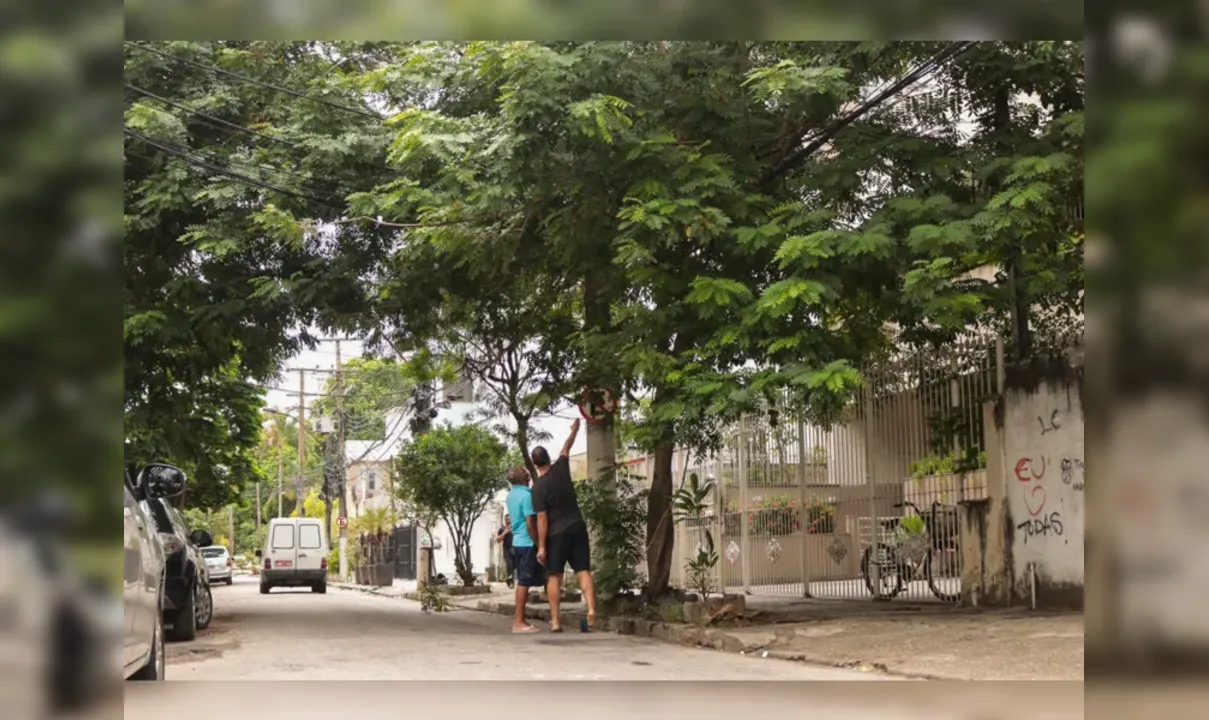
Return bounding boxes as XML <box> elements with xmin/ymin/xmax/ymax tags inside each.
<box><xmin>576</xmin><ymin>465</ymin><xmax>648</xmax><ymax>598</ymax></box>
<box><xmin>722</xmin><ymin>497</ymin><xmax>836</xmax><ymax>535</ymax></box>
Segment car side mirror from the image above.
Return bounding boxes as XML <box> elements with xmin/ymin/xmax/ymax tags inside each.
<box><xmin>189</xmin><ymin>530</ymin><xmax>213</xmax><ymax>548</ymax></box>
<box><xmin>138</xmin><ymin>463</ymin><xmax>188</xmax><ymax>500</ymax></box>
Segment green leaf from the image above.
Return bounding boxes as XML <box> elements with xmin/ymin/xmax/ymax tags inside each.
<box><xmin>756</xmin><ymin>278</ymin><xmax>830</xmax><ymax>317</ymax></box>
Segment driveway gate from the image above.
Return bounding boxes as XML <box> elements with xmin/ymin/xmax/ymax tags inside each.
<box><xmin>671</xmin><ymin>333</ymin><xmax>1001</xmax><ymax>605</ymax></box>
<box><xmin>392</xmin><ymin>524</ymin><xmax>416</xmax><ymax>580</ymax></box>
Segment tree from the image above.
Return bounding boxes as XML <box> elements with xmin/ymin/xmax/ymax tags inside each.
<box><xmin>391</xmin><ymin>424</ymin><xmax>511</xmax><ymax>586</ymax></box>
<box><xmin>351</xmin><ymin>41</ymin><xmax>978</xmax><ymax>597</ymax></box>
<box><xmin>252</xmin><ymin>409</ymin><xmax>325</xmax><ymax>515</ymax></box>
<box><xmin>439</xmin><ymin>279</ymin><xmax>578</xmax><ymax>481</ymax></box>
<box><xmin>310</xmin><ymin>357</ymin><xmax>417</xmax><ymax>441</ymax></box>
<box><xmin>124</xmin><ymin>41</ymin><xmax>398</xmax><ymax>507</ymax></box>
<box><xmin>123</xmin><ymin>41</ymin><xmax>1083</xmax><ymax>601</ymax></box>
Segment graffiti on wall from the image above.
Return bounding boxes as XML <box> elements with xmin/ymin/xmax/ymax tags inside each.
<box><xmin>1037</xmin><ymin>409</ymin><xmax>1062</xmax><ymax>436</ymax></box>
<box><xmin>1014</xmin><ymin>407</ymin><xmax>1083</xmax><ymax>546</ymax></box>
<box><xmin>1060</xmin><ymin>457</ymin><xmax>1084</xmax><ymax>491</ymax></box>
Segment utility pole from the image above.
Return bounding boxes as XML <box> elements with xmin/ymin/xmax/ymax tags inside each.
<box><xmin>256</xmin><ymin>480</ymin><xmax>261</xmax><ymax>534</ymax></box>
<box><xmin>228</xmin><ymin>505</ymin><xmax>236</xmax><ymax>557</ymax></box>
<box><xmin>277</xmin><ymin>442</ymin><xmax>284</xmax><ymax>518</ymax></box>
<box><xmin>297</xmin><ymin>369</ymin><xmax>306</xmax><ymax>515</ymax></box>
<box><xmin>336</xmin><ymin>339</ymin><xmax>349</xmax><ymax>583</ymax></box>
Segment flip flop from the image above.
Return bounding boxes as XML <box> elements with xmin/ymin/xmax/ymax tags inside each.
<box><xmin>549</xmin><ymin>626</ymin><xmax>563</xmax><ymax>633</ymax></box>
<box><xmin>512</xmin><ymin>625</ymin><xmax>539</xmax><ymax>634</ymax></box>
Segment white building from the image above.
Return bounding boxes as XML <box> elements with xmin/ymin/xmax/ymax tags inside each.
<box><xmin>343</xmin><ymin>378</ymin><xmax>509</xmax><ymax>583</ymax></box>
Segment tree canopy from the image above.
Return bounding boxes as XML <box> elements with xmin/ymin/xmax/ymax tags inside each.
<box><xmin>391</xmin><ymin>423</ymin><xmax>512</xmax><ymax>586</ymax></box>
<box><xmin>124</xmin><ymin>42</ymin><xmax>1082</xmax><ymax>599</ymax></box>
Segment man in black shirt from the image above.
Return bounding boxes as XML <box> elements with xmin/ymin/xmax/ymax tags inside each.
<box><xmin>531</xmin><ymin>418</ymin><xmax>596</xmax><ymax>631</ymax></box>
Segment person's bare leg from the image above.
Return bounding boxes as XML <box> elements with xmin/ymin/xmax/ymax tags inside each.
<box><xmin>513</xmin><ymin>582</ymin><xmax>531</xmax><ymax>631</ymax></box>
<box><xmin>546</xmin><ymin>573</ymin><xmax>563</xmax><ymax>631</ymax></box>
<box><xmin>577</xmin><ymin>570</ymin><xmax>597</xmax><ymax>628</ymax></box>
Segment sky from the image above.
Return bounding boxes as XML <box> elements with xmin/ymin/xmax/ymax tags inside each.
<box><xmin>263</xmin><ymin>338</ymin><xmax>587</xmax><ymax>457</ymax></box>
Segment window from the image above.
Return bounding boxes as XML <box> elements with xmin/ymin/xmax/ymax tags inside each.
<box><xmin>299</xmin><ymin>524</ymin><xmax>323</xmax><ymax>549</ymax></box>
<box><xmin>365</xmin><ymin>470</ymin><xmax>377</xmax><ymax>492</ymax></box>
<box><xmin>147</xmin><ymin>499</ymin><xmax>174</xmax><ymax>534</ymax></box>
<box><xmin>271</xmin><ymin>524</ymin><xmax>295</xmax><ymax>549</ymax></box>
<box><xmin>202</xmin><ymin>548</ymin><xmax>227</xmax><ymax>559</ymax></box>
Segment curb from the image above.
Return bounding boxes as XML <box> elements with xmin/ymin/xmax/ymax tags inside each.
<box><xmin>468</xmin><ymin>599</ymin><xmax>942</xmax><ymax>679</ymax></box>
<box><xmin>332</xmin><ymin>584</ymin><xmax>942</xmax><ymax>679</ymax></box>
<box><xmin>330</xmin><ymin>583</ymin><xmax>431</xmax><ymax>604</ymax></box>
<box><xmin>471</xmin><ymin>599</ymin><xmax>767</xmax><ymax>654</ymax></box>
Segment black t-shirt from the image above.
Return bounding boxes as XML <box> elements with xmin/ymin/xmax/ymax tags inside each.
<box><xmin>531</xmin><ymin>455</ymin><xmax>584</xmax><ymax>537</ymax></box>
<box><xmin>498</xmin><ymin>526</ymin><xmax>513</xmax><ymax>551</ymax></box>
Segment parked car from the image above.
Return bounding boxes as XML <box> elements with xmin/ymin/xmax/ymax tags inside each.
<box><xmin>0</xmin><ymin>492</ymin><xmax>114</xmax><ymax>715</ymax></box>
<box><xmin>124</xmin><ymin>462</ymin><xmax>188</xmax><ymax>681</ymax></box>
<box><xmin>142</xmin><ymin>497</ymin><xmax>213</xmax><ymax>641</ymax></box>
<box><xmin>202</xmin><ymin>545</ymin><xmax>234</xmax><ymax>585</ymax></box>
<box><xmin>256</xmin><ymin>517</ymin><xmax>328</xmax><ymax>594</ymax></box>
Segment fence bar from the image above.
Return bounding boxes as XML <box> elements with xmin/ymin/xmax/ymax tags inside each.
<box><xmin>797</xmin><ymin>413</ymin><xmax>810</xmax><ymax>597</ymax></box>
<box><xmin>863</xmin><ymin>384</ymin><xmax>881</xmax><ymax>598</ymax></box>
<box><xmin>735</xmin><ymin>415</ymin><xmax>744</xmax><ymax>589</ymax></box>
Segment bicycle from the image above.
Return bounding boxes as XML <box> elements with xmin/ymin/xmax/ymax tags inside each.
<box><xmin>860</xmin><ymin>500</ymin><xmax>961</xmax><ymax>602</ymax></box>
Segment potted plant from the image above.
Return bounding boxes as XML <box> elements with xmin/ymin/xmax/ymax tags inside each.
<box><xmin>673</xmin><ymin>473</ymin><xmax>737</xmax><ymax>623</ymax></box>
<box><xmin>803</xmin><ymin>501</ymin><xmax>837</xmax><ymax>534</ymax></box>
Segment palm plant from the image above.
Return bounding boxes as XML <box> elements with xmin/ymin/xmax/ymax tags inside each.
<box><xmin>672</xmin><ymin>473</ymin><xmax>719</xmax><ymax>601</ymax></box>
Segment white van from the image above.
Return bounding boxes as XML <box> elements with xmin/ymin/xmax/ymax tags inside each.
<box><xmin>256</xmin><ymin>518</ymin><xmax>328</xmax><ymax>594</ymax></box>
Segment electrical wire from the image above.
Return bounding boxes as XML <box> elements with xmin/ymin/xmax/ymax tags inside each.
<box><xmin>125</xmin><ymin>82</ymin><xmax>304</xmax><ymax>148</ymax></box>
<box><xmin>124</xmin><ymin>127</ymin><xmax>344</xmax><ymax>209</ymax></box>
<box><xmin>762</xmin><ymin>41</ymin><xmax>977</xmax><ymax>185</ymax></box>
<box><xmin>125</xmin><ymin>132</ymin><xmax>361</xmax><ymax>202</ymax></box>
<box><xmin>124</xmin><ymin>42</ymin><xmax>384</xmax><ymax>120</ymax></box>
<box><xmin>124</xmin><ymin>82</ymin><xmax>404</xmax><ymax>177</ymax></box>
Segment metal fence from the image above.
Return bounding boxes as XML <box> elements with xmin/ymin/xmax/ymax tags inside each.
<box><xmin>669</xmin><ymin>332</ymin><xmax>1002</xmax><ymax>604</ymax></box>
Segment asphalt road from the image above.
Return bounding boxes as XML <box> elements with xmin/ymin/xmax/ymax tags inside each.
<box><xmin>165</xmin><ymin>576</ymin><xmax>896</xmax><ymax>681</ymax></box>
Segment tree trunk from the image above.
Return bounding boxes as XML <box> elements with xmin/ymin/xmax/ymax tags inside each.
<box><xmin>454</xmin><ymin>547</ymin><xmax>475</xmax><ymax>586</ymax></box>
<box><xmin>514</xmin><ymin>414</ymin><xmax>539</xmax><ymax>481</ymax></box>
<box><xmin>451</xmin><ymin>523</ymin><xmax>476</xmax><ymax>587</ymax></box>
<box><xmin>645</xmin><ymin>442</ymin><xmax>676</xmax><ymax>599</ymax></box>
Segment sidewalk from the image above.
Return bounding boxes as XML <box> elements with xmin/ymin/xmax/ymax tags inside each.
<box><xmin>332</xmin><ymin>581</ymin><xmax>1083</xmax><ymax>680</ymax></box>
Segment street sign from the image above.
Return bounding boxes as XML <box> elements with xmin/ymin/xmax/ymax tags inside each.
<box><xmin>577</xmin><ymin>388</ymin><xmax>618</xmax><ymax>424</ymax></box>
<box><xmin>337</xmin><ymin>516</ymin><xmax>348</xmax><ymax>529</ymax></box>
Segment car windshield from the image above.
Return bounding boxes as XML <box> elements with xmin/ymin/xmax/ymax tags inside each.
<box><xmin>201</xmin><ymin>548</ymin><xmax>226</xmax><ymax>558</ymax></box>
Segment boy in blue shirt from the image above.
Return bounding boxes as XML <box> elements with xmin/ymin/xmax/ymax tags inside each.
<box><xmin>504</xmin><ymin>465</ymin><xmax>543</xmax><ymax>633</ymax></box>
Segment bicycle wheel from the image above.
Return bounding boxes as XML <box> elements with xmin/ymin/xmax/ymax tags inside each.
<box><xmin>924</xmin><ymin>548</ymin><xmax>961</xmax><ymax>603</ymax></box>
<box><xmin>861</xmin><ymin>543</ymin><xmax>904</xmax><ymax>599</ymax></box>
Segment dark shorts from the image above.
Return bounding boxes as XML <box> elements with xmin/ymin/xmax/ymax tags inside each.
<box><xmin>546</xmin><ymin>521</ymin><xmax>591</xmax><ymax>574</ymax></box>
<box><xmin>511</xmin><ymin>545</ymin><xmax>546</xmax><ymax>588</ymax></box>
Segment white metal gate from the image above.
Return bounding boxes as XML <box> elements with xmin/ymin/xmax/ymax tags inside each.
<box><xmin>672</xmin><ymin>334</ymin><xmax>1000</xmax><ymax>604</ymax></box>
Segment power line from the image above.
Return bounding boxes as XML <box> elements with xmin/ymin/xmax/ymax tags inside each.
<box><xmin>125</xmin><ymin>82</ymin><xmax>303</xmax><ymax>148</ymax></box>
<box><xmin>124</xmin><ymin>127</ymin><xmax>344</xmax><ymax>209</ymax></box>
<box><xmin>125</xmin><ymin>82</ymin><xmax>404</xmax><ymax>178</ymax></box>
<box><xmin>761</xmin><ymin>41</ymin><xmax>977</xmax><ymax>185</ymax></box>
<box><xmin>126</xmin><ymin>130</ymin><xmax>360</xmax><ymax>201</ymax></box>
<box><xmin>125</xmin><ymin>42</ymin><xmax>384</xmax><ymax>120</ymax></box>
<box><xmin>256</xmin><ymin>385</ymin><xmax>416</xmax><ymax>399</ymax></box>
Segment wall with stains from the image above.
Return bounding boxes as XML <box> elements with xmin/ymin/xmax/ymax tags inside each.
<box><xmin>1001</xmin><ymin>367</ymin><xmax>1085</xmax><ymax>608</ymax></box>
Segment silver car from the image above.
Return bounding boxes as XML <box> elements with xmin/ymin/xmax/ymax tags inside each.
<box><xmin>124</xmin><ymin>462</ymin><xmax>188</xmax><ymax>681</ymax></box>
<box><xmin>202</xmin><ymin>546</ymin><xmax>233</xmax><ymax>585</ymax></box>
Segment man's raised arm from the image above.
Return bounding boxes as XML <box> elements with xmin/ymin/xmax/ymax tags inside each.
<box><xmin>561</xmin><ymin>418</ymin><xmax>580</xmax><ymax>457</ymax></box>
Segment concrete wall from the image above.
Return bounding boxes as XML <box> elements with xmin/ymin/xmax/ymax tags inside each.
<box><xmin>998</xmin><ymin>362</ymin><xmax>1085</xmax><ymax>608</ymax></box>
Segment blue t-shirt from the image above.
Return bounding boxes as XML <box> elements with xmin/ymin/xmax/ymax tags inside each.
<box><xmin>505</xmin><ymin>486</ymin><xmax>536</xmax><ymax>547</ymax></box>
